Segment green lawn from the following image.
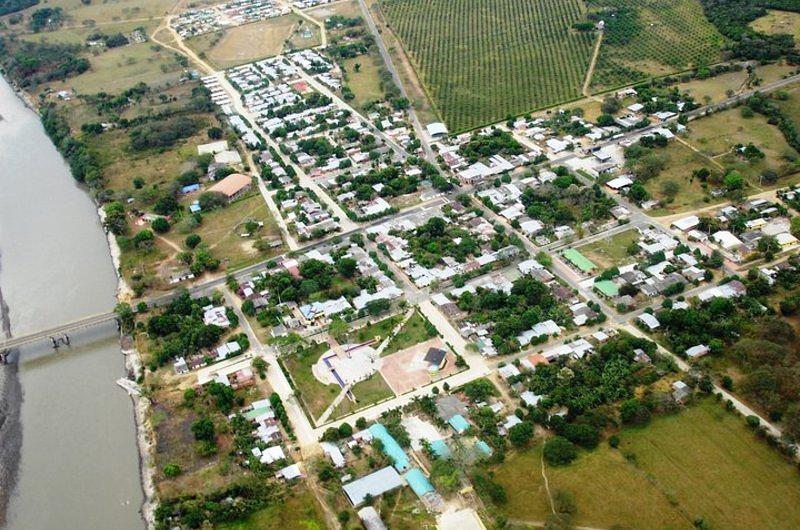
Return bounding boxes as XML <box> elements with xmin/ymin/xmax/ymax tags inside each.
<box><xmin>330</xmin><ymin>373</ymin><xmax>395</xmax><ymax>420</ymax></box>
<box><xmin>217</xmin><ymin>485</ymin><xmax>326</xmax><ymax>530</ymax></box>
<box><xmin>381</xmin><ymin>311</ymin><xmax>435</xmax><ymax>357</ymax></box>
<box><xmin>492</xmin><ymin>398</ymin><xmax>800</xmax><ymax>530</ymax></box>
<box><xmin>685</xmin><ymin>107</ymin><xmax>799</xmax><ymax>186</ymax></box>
<box><xmin>642</xmin><ymin>141</ymin><xmax>723</xmax><ymax>216</ymax></box>
<box><xmin>282</xmin><ymin>341</ymin><xmax>337</xmax><ymax>420</ymax></box>
<box><xmin>347</xmin><ymin>314</ymin><xmax>403</xmax><ymax>344</ymax></box>
<box><xmin>577</xmin><ymin>229</ymin><xmax>640</xmax><ymax>269</ymax></box>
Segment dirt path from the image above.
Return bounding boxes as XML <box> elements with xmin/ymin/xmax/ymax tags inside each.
<box><xmin>304</xmin><ymin>475</ymin><xmax>341</xmax><ymax>530</ymax></box>
<box><xmin>582</xmin><ymin>31</ymin><xmax>604</xmax><ymax>98</ymax></box>
<box><xmin>674</xmin><ymin>136</ymin><xmax>725</xmax><ymax>170</ymax></box>
<box><xmin>541</xmin><ymin>452</ymin><xmax>555</xmax><ymax>514</ymax></box>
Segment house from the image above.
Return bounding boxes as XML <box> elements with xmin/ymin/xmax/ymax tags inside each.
<box><xmin>320</xmin><ymin>441</ymin><xmax>346</xmax><ymax>468</ymax></box>
<box><xmin>173</xmin><ymin>356</ymin><xmax>189</xmax><ymax>375</ymax></box>
<box><xmin>637</xmin><ymin>313</ymin><xmax>660</xmax><ymax>331</ymax></box>
<box><xmin>276</xmin><ymin>463</ymin><xmax>302</xmax><ymax>481</ymax></box>
<box><xmin>208</xmin><ymin>173</ymin><xmax>252</xmax><ymax>202</ymax></box>
<box><xmin>498</xmin><ymin>364</ymin><xmax>521</xmax><ymax>380</ymax></box>
<box><xmin>672</xmin><ymin>381</ymin><xmax>691</xmax><ymax>402</ymax></box>
<box><xmin>672</xmin><ymin>215</ymin><xmax>700</xmax><ymax>232</ymax></box>
<box><xmin>685</xmin><ymin>344</ymin><xmax>709</xmax><ymax>359</ymax></box>
<box><xmin>358</xmin><ymin>506</ymin><xmax>388</xmax><ymax>530</ymax></box>
<box><xmin>448</xmin><ymin>414</ymin><xmax>470</xmax><ymax>434</ymax></box>
<box><xmin>342</xmin><ymin>466</ymin><xmax>405</xmax><ymax>506</ymax></box>
<box><xmin>605</xmin><ymin>175</ymin><xmax>634</xmax><ymax>191</ymax></box>
<box><xmin>712</xmin><ymin>230</ymin><xmax>743</xmax><ymax>250</ymax></box>
<box><xmin>563</xmin><ymin>249</ymin><xmax>597</xmax><ymax>273</ymax></box>
<box><xmin>203</xmin><ymin>305</ymin><xmax>230</xmax><ymax>327</ymax></box>
<box><xmin>520</xmin><ymin>390</ymin><xmax>542</xmax><ymax>407</ymax></box>
<box><xmin>424</xmin><ymin>347</ymin><xmax>448</xmax><ymax>371</ymax></box>
<box><xmin>258</xmin><ymin>445</ymin><xmax>286</xmax><ymax>464</ymax></box>
<box><xmin>426</xmin><ymin>122</ymin><xmax>449</xmax><ymax>139</ymax></box>
<box><xmin>197</xmin><ymin>140</ymin><xmax>229</xmax><ymax>155</ymax></box>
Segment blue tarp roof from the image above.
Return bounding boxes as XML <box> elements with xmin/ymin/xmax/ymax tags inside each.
<box><xmin>368</xmin><ymin>423</ymin><xmax>410</xmax><ymax>471</ymax></box>
<box><xmin>405</xmin><ymin>468</ymin><xmax>435</xmax><ymax>497</ymax></box>
<box><xmin>429</xmin><ymin>439</ymin><xmax>451</xmax><ymax>459</ymax></box>
<box><xmin>448</xmin><ymin>414</ymin><xmax>470</xmax><ymax>433</ymax></box>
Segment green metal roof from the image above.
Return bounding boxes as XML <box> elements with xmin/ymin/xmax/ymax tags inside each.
<box><xmin>594</xmin><ymin>280</ymin><xmax>619</xmax><ymax>297</ymax></box>
<box><xmin>563</xmin><ymin>248</ymin><xmax>597</xmax><ymax>272</ymax></box>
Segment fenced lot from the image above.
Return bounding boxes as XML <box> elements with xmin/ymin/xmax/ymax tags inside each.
<box><xmin>380</xmin><ymin>0</ymin><xmax>594</xmax><ymax>132</ymax></box>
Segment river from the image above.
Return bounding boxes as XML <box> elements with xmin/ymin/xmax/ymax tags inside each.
<box><xmin>0</xmin><ymin>76</ymin><xmax>144</xmax><ymax>529</ymax></box>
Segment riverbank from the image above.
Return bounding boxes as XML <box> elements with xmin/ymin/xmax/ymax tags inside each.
<box><xmin>0</xmin><ymin>72</ymin><xmax>145</xmax><ymax>529</ymax></box>
<box><xmin>122</xmin><ymin>337</ymin><xmax>157</xmax><ymax>530</ymax></box>
<box><xmin>100</xmin><ymin>203</ymin><xmax>156</xmax><ymax>529</ymax></box>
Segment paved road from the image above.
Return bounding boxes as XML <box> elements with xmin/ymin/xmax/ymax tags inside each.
<box><xmin>355</xmin><ymin>0</ymin><xmax>438</xmax><ymax>164</ymax></box>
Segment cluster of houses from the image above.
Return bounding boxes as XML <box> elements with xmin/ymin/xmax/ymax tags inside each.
<box><xmin>277</xmin><ymin>187</ymin><xmax>340</xmax><ymax>239</ymax></box>
<box><xmin>171</xmin><ymin>0</ymin><xmax>289</xmax><ymax>37</ymax></box>
<box><xmin>671</xmin><ymin>199</ymin><xmax>799</xmax><ymax>262</ymax></box>
<box><xmin>565</xmin><ymin>227</ymin><xmax>715</xmax><ymax>310</ymax></box>
<box><xmin>172</xmin><ymin>305</ymin><xmax>250</xmax><ymax>378</ymax></box>
<box><xmin>367</xmin><ymin>203</ymin><xmax>522</xmax><ymax>288</ymax></box>
<box><xmin>235</xmin><ymin>243</ymin><xmax>402</xmax><ymax>335</ymax></box>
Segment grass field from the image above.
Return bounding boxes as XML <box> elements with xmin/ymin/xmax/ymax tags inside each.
<box><xmin>775</xmin><ymin>81</ymin><xmax>800</xmax><ymax>125</ymax></box>
<box><xmin>164</xmin><ymin>193</ymin><xmax>285</xmax><ymax>270</ymax></box>
<box><xmin>493</xmin><ymin>399</ymin><xmax>800</xmax><ymax>529</ymax></box>
<box><xmin>685</xmin><ymin>107</ymin><xmax>798</xmax><ymax>184</ymax></box>
<box><xmin>49</xmin><ymin>41</ymin><xmax>183</xmax><ymax>94</ymax></box>
<box><xmin>380</xmin><ymin>0</ymin><xmax>595</xmax><ymax>132</ymax></box>
<box><xmin>22</xmin><ymin>0</ymin><xmax>172</xmax><ymax>25</ymax></box>
<box><xmin>347</xmin><ymin>314</ymin><xmax>403</xmax><ymax>344</ymax></box>
<box><xmin>342</xmin><ymin>55</ymin><xmax>384</xmax><ymax>109</ymax></box>
<box><xmin>589</xmin><ymin>0</ymin><xmax>725</xmax><ymax>91</ymax></box>
<box><xmin>676</xmin><ymin>62</ymin><xmax>796</xmax><ymax>105</ymax></box>
<box><xmin>306</xmin><ymin>0</ymin><xmax>362</xmax><ymax>21</ymax></box>
<box><xmin>217</xmin><ymin>484</ymin><xmax>326</xmax><ymax>530</ymax></box>
<box><xmin>577</xmin><ymin>229</ymin><xmax>640</xmax><ymax>269</ymax></box>
<box><xmin>282</xmin><ymin>341</ymin><xmax>337</xmax><ymax>420</ymax></box>
<box><xmin>330</xmin><ymin>372</ymin><xmax>394</xmax><ymax>419</ymax></box>
<box><xmin>751</xmin><ymin>9</ymin><xmax>800</xmax><ymax>39</ymax></box>
<box><xmin>643</xmin><ymin>141</ymin><xmax>722</xmax><ymax>216</ymax></box>
<box><xmin>186</xmin><ymin>16</ymin><xmax>303</xmax><ymax>69</ymax></box>
<box><xmin>381</xmin><ymin>311</ymin><xmax>434</xmax><ymax>357</ymax></box>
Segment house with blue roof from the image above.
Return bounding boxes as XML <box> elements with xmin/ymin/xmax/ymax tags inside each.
<box><xmin>448</xmin><ymin>414</ymin><xmax>470</xmax><ymax>434</ymax></box>
<box><xmin>368</xmin><ymin>423</ymin><xmax>410</xmax><ymax>471</ymax></box>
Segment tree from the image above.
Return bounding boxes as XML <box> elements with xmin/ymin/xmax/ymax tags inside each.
<box><xmin>151</xmin><ymin>217</ymin><xmax>170</xmax><ymax>233</ymax></box>
<box><xmin>336</xmin><ymin>257</ymin><xmax>358</xmax><ymax>278</ymax></box>
<box><xmin>660</xmin><ymin>180</ymin><xmax>681</xmax><ymax>202</ymax></box>
<box><xmin>114</xmin><ymin>302</ymin><xmax>135</xmax><ymax>332</ymax></box>
<box><xmin>508</xmin><ymin>421</ymin><xmax>534</xmax><ymax>447</ymax></box>
<box><xmin>724</xmin><ymin>171</ymin><xmax>744</xmax><ymax>191</ymax></box>
<box><xmin>207</xmin><ymin>381</ymin><xmax>235</xmax><ymax>413</ymax></box>
<box><xmin>163</xmin><ymin>463</ymin><xmax>181</xmax><ymax>477</ymax></box>
<box><xmin>185</xmin><ymin>234</ymin><xmax>201</xmax><ymax>249</ymax></box>
<box><xmin>328</xmin><ymin>317</ymin><xmax>348</xmax><ymax>342</ymax></box>
<box><xmin>597</xmin><ymin>113</ymin><xmax>615</xmax><ymax>127</ymax></box>
<box><xmin>252</xmin><ymin>357</ymin><xmax>267</xmax><ymax>378</ymax></box>
<box><xmin>601</xmin><ymin>95</ymin><xmax>621</xmax><ymax>115</ymax></box>
<box><xmin>543</xmin><ymin>436</ymin><xmax>577</xmax><ymax>466</ymax></box>
<box><xmin>207</xmin><ymin>126</ymin><xmax>223</xmax><ymax>139</ymax></box>
<box><xmin>620</xmin><ymin>398</ymin><xmax>651</xmax><ymax>426</ymax></box>
<box><xmin>191</xmin><ymin>417</ymin><xmax>215</xmax><ymax>442</ymax></box>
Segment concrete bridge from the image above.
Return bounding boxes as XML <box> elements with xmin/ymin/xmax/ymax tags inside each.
<box><xmin>0</xmin><ymin>311</ymin><xmax>119</xmax><ymax>362</ymax></box>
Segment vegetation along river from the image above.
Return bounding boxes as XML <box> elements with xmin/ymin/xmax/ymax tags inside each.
<box><xmin>0</xmin><ymin>76</ymin><xmax>144</xmax><ymax>529</ymax></box>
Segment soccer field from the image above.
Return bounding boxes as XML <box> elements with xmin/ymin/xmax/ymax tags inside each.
<box><xmin>380</xmin><ymin>0</ymin><xmax>595</xmax><ymax>132</ymax></box>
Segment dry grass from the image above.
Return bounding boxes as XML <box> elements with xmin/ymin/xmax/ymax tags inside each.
<box><xmin>751</xmin><ymin>9</ymin><xmax>800</xmax><ymax>38</ymax></box>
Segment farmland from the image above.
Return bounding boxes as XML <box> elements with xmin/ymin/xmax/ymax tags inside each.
<box><xmin>492</xmin><ymin>399</ymin><xmax>800</xmax><ymax>529</ymax></box>
<box><xmin>588</xmin><ymin>0</ymin><xmax>725</xmax><ymax>91</ymax></box>
<box><xmin>380</xmin><ymin>0</ymin><xmax>595</xmax><ymax>132</ymax></box>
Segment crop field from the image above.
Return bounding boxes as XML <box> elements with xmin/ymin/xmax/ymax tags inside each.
<box><xmin>380</xmin><ymin>0</ymin><xmax>595</xmax><ymax>132</ymax></box>
<box><xmin>589</xmin><ymin>0</ymin><xmax>725</xmax><ymax>91</ymax></box>
<box><xmin>493</xmin><ymin>399</ymin><xmax>800</xmax><ymax>529</ymax></box>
